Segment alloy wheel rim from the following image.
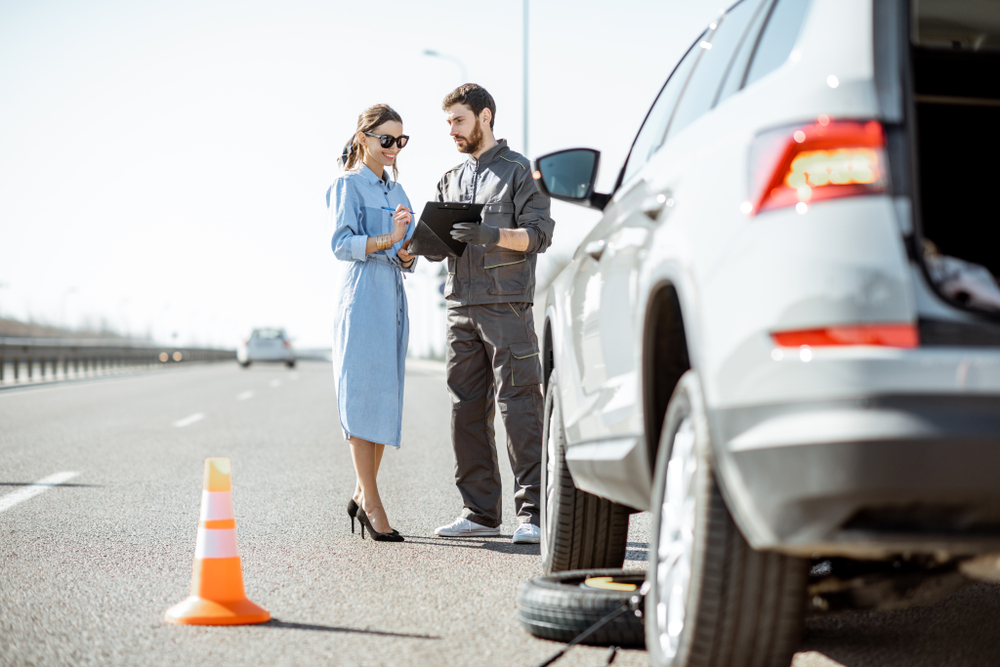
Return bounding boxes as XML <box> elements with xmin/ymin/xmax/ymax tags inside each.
<box><xmin>656</xmin><ymin>416</ymin><xmax>697</xmax><ymax>660</ymax></box>
<box><xmin>543</xmin><ymin>401</ymin><xmax>558</xmax><ymax>553</ymax></box>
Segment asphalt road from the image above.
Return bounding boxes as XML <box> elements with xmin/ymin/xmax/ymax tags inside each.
<box><xmin>3</xmin><ymin>361</ymin><xmax>999</xmax><ymax>667</ymax></box>
<box><xmin>0</xmin><ymin>360</ymin><xmax>650</xmax><ymax>667</ymax></box>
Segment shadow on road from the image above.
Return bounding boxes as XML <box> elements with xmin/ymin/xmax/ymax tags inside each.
<box><xmin>265</xmin><ymin>618</ymin><xmax>440</xmax><ymax>640</ymax></box>
<box><xmin>800</xmin><ymin>582</ymin><xmax>1000</xmax><ymax>666</ymax></box>
<box><xmin>625</xmin><ymin>541</ymin><xmax>648</xmax><ymax>562</ymax></box>
<box><xmin>398</xmin><ymin>536</ymin><xmax>540</xmax><ymax>555</ymax></box>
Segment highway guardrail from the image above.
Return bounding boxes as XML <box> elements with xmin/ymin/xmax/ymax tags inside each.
<box><xmin>0</xmin><ymin>337</ymin><xmax>235</xmax><ymax>387</ymax></box>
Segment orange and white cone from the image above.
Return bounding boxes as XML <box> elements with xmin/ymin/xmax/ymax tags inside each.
<box><xmin>165</xmin><ymin>458</ymin><xmax>270</xmax><ymax>625</ymax></box>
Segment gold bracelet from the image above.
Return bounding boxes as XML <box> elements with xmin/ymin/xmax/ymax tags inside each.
<box><xmin>376</xmin><ymin>234</ymin><xmax>390</xmax><ymax>251</ymax></box>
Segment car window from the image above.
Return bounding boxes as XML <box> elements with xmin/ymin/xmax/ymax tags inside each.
<box><xmin>715</xmin><ymin>0</ymin><xmax>772</xmax><ymax>105</ymax></box>
<box><xmin>252</xmin><ymin>329</ymin><xmax>284</xmax><ymax>340</ymax></box>
<box><xmin>619</xmin><ymin>33</ymin><xmax>705</xmax><ymax>187</ymax></box>
<box><xmin>664</xmin><ymin>0</ymin><xmax>759</xmax><ymax>142</ymax></box>
<box><xmin>743</xmin><ymin>0</ymin><xmax>813</xmax><ymax>88</ymax></box>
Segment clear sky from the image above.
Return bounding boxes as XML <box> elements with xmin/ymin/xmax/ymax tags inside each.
<box><xmin>0</xmin><ymin>0</ymin><xmax>720</xmax><ymax>347</ymax></box>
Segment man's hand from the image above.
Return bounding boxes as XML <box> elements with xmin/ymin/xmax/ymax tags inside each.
<box><xmin>451</xmin><ymin>222</ymin><xmax>500</xmax><ymax>246</ymax></box>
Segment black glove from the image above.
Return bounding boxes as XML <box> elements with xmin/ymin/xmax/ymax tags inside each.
<box><xmin>451</xmin><ymin>222</ymin><xmax>500</xmax><ymax>246</ymax></box>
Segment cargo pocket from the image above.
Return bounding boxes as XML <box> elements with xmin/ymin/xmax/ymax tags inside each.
<box><xmin>510</xmin><ymin>342</ymin><xmax>541</xmax><ymax>387</ymax></box>
<box><xmin>485</xmin><ymin>252</ymin><xmax>528</xmax><ymax>295</ymax></box>
<box><xmin>483</xmin><ymin>202</ymin><xmax>516</xmax><ymax>229</ymax></box>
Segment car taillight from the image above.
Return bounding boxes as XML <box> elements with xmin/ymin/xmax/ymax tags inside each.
<box><xmin>772</xmin><ymin>324</ymin><xmax>918</xmax><ymax>348</ymax></box>
<box><xmin>283</xmin><ymin>341</ymin><xmax>290</xmax><ymax>348</ymax></box>
<box><xmin>749</xmin><ymin>118</ymin><xmax>888</xmax><ymax>214</ymax></box>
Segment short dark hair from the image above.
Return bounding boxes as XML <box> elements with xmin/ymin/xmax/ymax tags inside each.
<box><xmin>442</xmin><ymin>84</ymin><xmax>496</xmax><ymax>130</ymax></box>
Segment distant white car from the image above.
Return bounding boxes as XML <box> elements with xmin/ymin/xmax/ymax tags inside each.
<box><xmin>237</xmin><ymin>328</ymin><xmax>295</xmax><ymax>368</ymax></box>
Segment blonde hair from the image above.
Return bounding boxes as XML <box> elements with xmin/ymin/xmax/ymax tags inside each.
<box><xmin>342</xmin><ymin>104</ymin><xmax>403</xmax><ymax>180</ymax></box>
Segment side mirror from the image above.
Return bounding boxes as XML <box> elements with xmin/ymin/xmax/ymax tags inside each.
<box><xmin>532</xmin><ymin>148</ymin><xmax>611</xmax><ymax>211</ymax></box>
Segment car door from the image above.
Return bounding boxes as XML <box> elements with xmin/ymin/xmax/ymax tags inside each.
<box><xmin>562</xmin><ymin>34</ymin><xmax>705</xmax><ymax>445</ymax></box>
<box><xmin>566</xmin><ymin>0</ymin><xmax>768</xmax><ymax>445</ymax></box>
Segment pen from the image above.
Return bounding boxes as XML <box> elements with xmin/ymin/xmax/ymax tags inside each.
<box><xmin>381</xmin><ymin>207</ymin><xmax>412</xmax><ymax>212</ymax></box>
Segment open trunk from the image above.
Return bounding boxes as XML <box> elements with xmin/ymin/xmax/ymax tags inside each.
<box><xmin>910</xmin><ymin>0</ymin><xmax>1000</xmax><ymax>317</ymax></box>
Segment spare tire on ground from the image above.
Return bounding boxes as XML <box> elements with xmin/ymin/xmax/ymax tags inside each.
<box><xmin>516</xmin><ymin>569</ymin><xmax>646</xmax><ymax>648</ymax></box>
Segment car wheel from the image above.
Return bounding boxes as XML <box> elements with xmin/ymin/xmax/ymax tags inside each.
<box><xmin>646</xmin><ymin>371</ymin><xmax>807</xmax><ymax>667</ymax></box>
<box><xmin>286</xmin><ymin>361</ymin><xmax>296</xmax><ymax>369</ymax></box>
<box><xmin>239</xmin><ymin>361</ymin><xmax>251</xmax><ymax>368</ymax></box>
<box><xmin>541</xmin><ymin>371</ymin><xmax>630</xmax><ymax>574</ymax></box>
<box><xmin>516</xmin><ymin>568</ymin><xmax>645</xmax><ymax>647</ymax></box>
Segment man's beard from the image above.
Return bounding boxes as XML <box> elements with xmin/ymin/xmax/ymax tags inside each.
<box><xmin>456</xmin><ymin>121</ymin><xmax>483</xmax><ymax>155</ymax></box>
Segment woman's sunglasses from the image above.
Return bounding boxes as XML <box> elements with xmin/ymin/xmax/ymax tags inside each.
<box><xmin>365</xmin><ymin>131</ymin><xmax>409</xmax><ymax>149</ymax></box>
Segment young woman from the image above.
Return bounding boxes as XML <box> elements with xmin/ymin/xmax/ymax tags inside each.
<box><xmin>329</xmin><ymin>104</ymin><xmax>415</xmax><ymax>542</ymax></box>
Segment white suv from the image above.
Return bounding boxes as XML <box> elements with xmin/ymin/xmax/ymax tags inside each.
<box><xmin>533</xmin><ymin>0</ymin><xmax>1000</xmax><ymax>664</ymax></box>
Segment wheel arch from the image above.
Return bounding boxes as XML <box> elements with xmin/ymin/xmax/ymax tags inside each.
<box><xmin>642</xmin><ymin>281</ymin><xmax>692</xmax><ymax>474</ymax></box>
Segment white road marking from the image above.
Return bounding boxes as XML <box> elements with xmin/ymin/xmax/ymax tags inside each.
<box><xmin>0</xmin><ymin>471</ymin><xmax>80</xmax><ymax>514</ymax></box>
<box><xmin>269</xmin><ymin>379</ymin><xmax>282</xmax><ymax>388</ymax></box>
<box><xmin>173</xmin><ymin>412</ymin><xmax>205</xmax><ymax>428</ymax></box>
<box><xmin>289</xmin><ymin>373</ymin><xmax>299</xmax><ymax>381</ymax></box>
<box><xmin>792</xmin><ymin>652</ymin><xmax>848</xmax><ymax>667</ymax></box>
<box><xmin>237</xmin><ymin>390</ymin><xmax>254</xmax><ymax>401</ymax></box>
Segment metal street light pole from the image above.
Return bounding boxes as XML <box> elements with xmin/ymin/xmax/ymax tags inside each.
<box><xmin>422</xmin><ymin>49</ymin><xmax>468</xmax><ymax>84</ymax></box>
<box><xmin>60</xmin><ymin>287</ymin><xmax>77</xmax><ymax>331</ymax></box>
<box><xmin>523</xmin><ymin>0</ymin><xmax>529</xmax><ymax>157</ymax></box>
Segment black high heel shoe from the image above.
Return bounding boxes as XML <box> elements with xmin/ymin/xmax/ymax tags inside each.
<box><xmin>356</xmin><ymin>507</ymin><xmax>404</xmax><ymax>542</ymax></box>
<box><xmin>348</xmin><ymin>497</ymin><xmax>398</xmax><ymax>535</ymax></box>
<box><xmin>347</xmin><ymin>498</ymin><xmax>359</xmax><ymax>534</ymax></box>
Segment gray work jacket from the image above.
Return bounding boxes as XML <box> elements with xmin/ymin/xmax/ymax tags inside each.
<box><xmin>435</xmin><ymin>140</ymin><xmax>554</xmax><ymax>307</ymax></box>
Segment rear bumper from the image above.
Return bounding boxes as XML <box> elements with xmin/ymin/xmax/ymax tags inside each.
<box><xmin>244</xmin><ymin>349</ymin><xmax>294</xmax><ymax>362</ymax></box>
<box><xmin>712</xmin><ymin>394</ymin><xmax>1000</xmax><ymax>558</ymax></box>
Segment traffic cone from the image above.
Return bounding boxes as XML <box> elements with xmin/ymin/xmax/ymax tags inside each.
<box><xmin>165</xmin><ymin>458</ymin><xmax>270</xmax><ymax>625</ymax></box>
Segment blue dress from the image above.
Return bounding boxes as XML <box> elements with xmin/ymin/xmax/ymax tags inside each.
<box><xmin>329</xmin><ymin>164</ymin><xmax>416</xmax><ymax>448</ymax></box>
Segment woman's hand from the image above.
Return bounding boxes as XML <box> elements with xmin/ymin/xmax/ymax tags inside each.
<box><xmin>397</xmin><ymin>239</ymin><xmax>415</xmax><ymax>266</ymax></box>
<box><xmin>391</xmin><ymin>205</ymin><xmax>412</xmax><ymax>244</ymax></box>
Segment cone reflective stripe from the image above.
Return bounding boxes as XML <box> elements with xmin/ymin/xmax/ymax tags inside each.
<box><xmin>195</xmin><ymin>528</ymin><xmax>240</xmax><ymax>558</ymax></box>
<box><xmin>165</xmin><ymin>458</ymin><xmax>270</xmax><ymax>625</ymax></box>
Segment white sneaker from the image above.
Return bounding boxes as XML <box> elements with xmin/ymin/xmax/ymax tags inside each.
<box><xmin>512</xmin><ymin>523</ymin><xmax>541</xmax><ymax>544</ymax></box>
<box><xmin>434</xmin><ymin>516</ymin><xmax>501</xmax><ymax>537</ymax></box>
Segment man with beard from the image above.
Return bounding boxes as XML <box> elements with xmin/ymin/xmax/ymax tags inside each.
<box><xmin>431</xmin><ymin>84</ymin><xmax>554</xmax><ymax>544</ymax></box>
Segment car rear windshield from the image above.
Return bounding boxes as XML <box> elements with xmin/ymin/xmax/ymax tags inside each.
<box><xmin>252</xmin><ymin>329</ymin><xmax>285</xmax><ymax>339</ymax></box>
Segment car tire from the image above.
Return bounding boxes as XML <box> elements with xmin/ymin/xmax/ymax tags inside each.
<box><xmin>516</xmin><ymin>569</ymin><xmax>645</xmax><ymax>647</ymax></box>
<box><xmin>541</xmin><ymin>372</ymin><xmax>630</xmax><ymax>574</ymax></box>
<box><xmin>239</xmin><ymin>361</ymin><xmax>251</xmax><ymax>368</ymax></box>
<box><xmin>646</xmin><ymin>371</ymin><xmax>807</xmax><ymax>667</ymax></box>
<box><xmin>286</xmin><ymin>361</ymin><xmax>296</xmax><ymax>369</ymax></box>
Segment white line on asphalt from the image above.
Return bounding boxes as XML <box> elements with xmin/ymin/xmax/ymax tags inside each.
<box><xmin>237</xmin><ymin>390</ymin><xmax>254</xmax><ymax>401</ymax></box>
<box><xmin>0</xmin><ymin>472</ymin><xmax>80</xmax><ymax>514</ymax></box>
<box><xmin>792</xmin><ymin>652</ymin><xmax>848</xmax><ymax>667</ymax></box>
<box><xmin>269</xmin><ymin>379</ymin><xmax>281</xmax><ymax>388</ymax></box>
<box><xmin>173</xmin><ymin>412</ymin><xmax>205</xmax><ymax>427</ymax></box>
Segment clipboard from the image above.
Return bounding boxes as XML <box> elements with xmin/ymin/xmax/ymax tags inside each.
<box><xmin>409</xmin><ymin>202</ymin><xmax>485</xmax><ymax>258</ymax></box>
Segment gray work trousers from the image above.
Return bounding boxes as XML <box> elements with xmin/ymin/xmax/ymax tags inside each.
<box><xmin>446</xmin><ymin>302</ymin><xmax>544</xmax><ymax>528</ymax></box>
